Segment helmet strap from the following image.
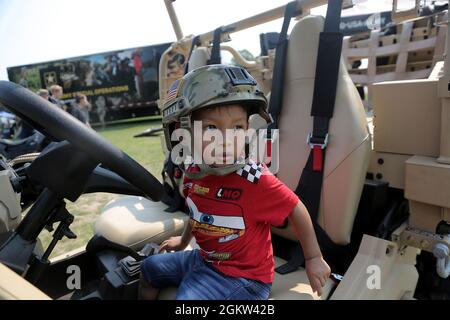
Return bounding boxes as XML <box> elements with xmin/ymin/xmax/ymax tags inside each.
<box><xmin>184</xmin><ymin>155</ymin><xmax>247</xmax><ymax>179</ymax></box>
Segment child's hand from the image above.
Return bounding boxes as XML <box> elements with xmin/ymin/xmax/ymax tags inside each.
<box><xmin>159</xmin><ymin>236</ymin><xmax>185</xmax><ymax>252</ymax></box>
<box><xmin>305</xmin><ymin>256</ymin><xmax>331</xmax><ymax>297</ymax></box>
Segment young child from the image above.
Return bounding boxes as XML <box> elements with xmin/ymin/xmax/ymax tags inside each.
<box><xmin>139</xmin><ymin>65</ymin><xmax>331</xmax><ymax>300</ymax></box>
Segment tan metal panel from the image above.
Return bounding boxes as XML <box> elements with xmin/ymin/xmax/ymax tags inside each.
<box><xmin>372</xmin><ymin>79</ymin><xmax>441</xmax><ymax>156</ymax></box>
<box><xmin>405</xmin><ymin>155</ymin><xmax>450</xmax><ymax>208</ymax></box>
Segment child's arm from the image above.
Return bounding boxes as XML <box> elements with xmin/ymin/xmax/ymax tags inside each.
<box><xmin>288</xmin><ymin>200</ymin><xmax>331</xmax><ymax>296</ymax></box>
<box><xmin>159</xmin><ymin>221</ymin><xmax>194</xmax><ymax>252</ymax></box>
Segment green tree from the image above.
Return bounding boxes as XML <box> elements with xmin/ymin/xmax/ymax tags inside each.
<box><xmin>231</xmin><ymin>49</ymin><xmax>256</xmax><ymax>65</ymax></box>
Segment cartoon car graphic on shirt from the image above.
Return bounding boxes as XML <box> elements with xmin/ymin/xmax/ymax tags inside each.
<box><xmin>186</xmin><ymin>196</ymin><xmax>245</xmax><ymax>243</ymax></box>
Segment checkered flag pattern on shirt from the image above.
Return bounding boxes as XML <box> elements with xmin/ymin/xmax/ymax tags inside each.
<box><xmin>236</xmin><ymin>161</ymin><xmax>263</xmax><ymax>184</ymax></box>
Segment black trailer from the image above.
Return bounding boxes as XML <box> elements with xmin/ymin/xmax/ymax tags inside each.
<box><xmin>7</xmin><ymin>42</ymin><xmax>171</xmax><ymax>125</ymax></box>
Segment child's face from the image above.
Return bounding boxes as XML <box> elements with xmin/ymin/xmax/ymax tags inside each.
<box><xmin>192</xmin><ymin>104</ymin><xmax>248</xmax><ymax>167</ymax></box>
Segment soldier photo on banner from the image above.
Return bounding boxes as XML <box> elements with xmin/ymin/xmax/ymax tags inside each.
<box><xmin>166</xmin><ymin>49</ymin><xmax>186</xmax><ymax>78</ymax></box>
<box><xmin>7</xmin><ymin>42</ymin><xmax>171</xmax><ymax>125</ymax></box>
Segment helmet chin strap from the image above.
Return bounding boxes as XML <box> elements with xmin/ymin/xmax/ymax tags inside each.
<box><xmin>184</xmin><ymin>155</ymin><xmax>247</xmax><ymax>179</ymax></box>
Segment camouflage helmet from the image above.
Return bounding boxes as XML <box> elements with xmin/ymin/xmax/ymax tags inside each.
<box><xmin>161</xmin><ymin>64</ymin><xmax>271</xmax><ymax>178</ymax></box>
<box><xmin>162</xmin><ymin>64</ymin><xmax>271</xmax><ymax>148</ymax></box>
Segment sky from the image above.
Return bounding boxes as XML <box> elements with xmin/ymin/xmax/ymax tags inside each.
<box><xmin>0</xmin><ymin>0</ymin><xmax>394</xmax><ymax>81</ymax></box>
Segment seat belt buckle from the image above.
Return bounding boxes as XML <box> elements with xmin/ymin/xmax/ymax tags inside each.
<box><xmin>307</xmin><ymin>133</ymin><xmax>328</xmax><ymax>172</ymax></box>
<box><xmin>306</xmin><ymin>132</ymin><xmax>329</xmax><ymax>149</ymax></box>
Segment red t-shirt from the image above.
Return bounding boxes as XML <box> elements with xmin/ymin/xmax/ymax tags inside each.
<box><xmin>182</xmin><ymin>160</ymin><xmax>299</xmax><ymax>283</ymax></box>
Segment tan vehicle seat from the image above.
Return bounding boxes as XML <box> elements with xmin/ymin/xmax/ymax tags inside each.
<box><xmin>187</xmin><ymin>46</ymin><xmax>210</xmax><ymax>71</ymax></box>
<box><xmin>94</xmin><ymin>196</ymin><xmax>188</xmax><ymax>249</ymax></box>
<box><xmin>271</xmin><ymin>15</ymin><xmax>371</xmax><ymax>246</ymax></box>
<box><xmin>0</xmin><ymin>263</ymin><xmax>50</xmax><ymax>300</ymax></box>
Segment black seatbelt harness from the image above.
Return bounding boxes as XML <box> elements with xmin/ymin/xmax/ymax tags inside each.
<box><xmin>185</xmin><ymin>26</ymin><xmax>233</xmax><ymax>73</ymax></box>
<box><xmin>208</xmin><ymin>27</ymin><xmax>223</xmax><ymax>65</ymax></box>
<box><xmin>184</xmin><ymin>35</ymin><xmax>201</xmax><ymax>74</ymax></box>
<box><xmin>295</xmin><ymin>0</ymin><xmax>343</xmax><ymax>222</ymax></box>
<box><xmin>271</xmin><ymin>0</ymin><xmax>344</xmax><ymax>275</ymax></box>
<box><xmin>207</xmin><ymin>25</ymin><xmax>235</xmax><ymax>65</ymax></box>
<box><xmin>266</xmin><ymin>1</ymin><xmax>299</xmax><ymax>144</ymax></box>
<box><xmin>161</xmin><ymin>156</ymin><xmax>184</xmax><ymax>213</ymax></box>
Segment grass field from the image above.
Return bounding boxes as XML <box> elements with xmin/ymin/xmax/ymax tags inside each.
<box><xmin>38</xmin><ymin>119</ymin><xmax>165</xmax><ymax>258</ymax></box>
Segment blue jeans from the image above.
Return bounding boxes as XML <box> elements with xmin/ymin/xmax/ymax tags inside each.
<box><xmin>140</xmin><ymin>249</ymin><xmax>272</xmax><ymax>300</ymax></box>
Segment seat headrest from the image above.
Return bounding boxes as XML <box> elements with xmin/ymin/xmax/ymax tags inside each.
<box><xmin>187</xmin><ymin>47</ymin><xmax>210</xmax><ymax>72</ymax></box>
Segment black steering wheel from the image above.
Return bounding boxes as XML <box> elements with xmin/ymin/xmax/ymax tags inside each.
<box><xmin>0</xmin><ymin>81</ymin><xmax>163</xmax><ymax>201</ymax></box>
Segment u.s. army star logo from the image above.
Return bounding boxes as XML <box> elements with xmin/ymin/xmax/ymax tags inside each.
<box><xmin>44</xmin><ymin>71</ymin><xmax>57</xmax><ymax>87</ymax></box>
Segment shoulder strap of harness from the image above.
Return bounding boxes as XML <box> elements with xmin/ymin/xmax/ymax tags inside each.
<box><xmin>184</xmin><ymin>35</ymin><xmax>201</xmax><ymax>75</ymax></box>
<box><xmin>266</xmin><ymin>1</ymin><xmax>299</xmax><ymax>141</ymax></box>
<box><xmin>274</xmin><ymin>0</ymin><xmax>344</xmax><ymax>275</ymax></box>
